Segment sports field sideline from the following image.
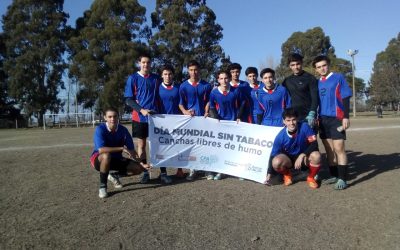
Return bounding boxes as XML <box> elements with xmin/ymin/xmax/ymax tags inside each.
<box><xmin>0</xmin><ymin>116</ymin><xmax>399</xmax><ymax>249</ymax></box>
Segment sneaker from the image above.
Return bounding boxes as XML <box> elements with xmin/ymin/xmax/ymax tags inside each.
<box><xmin>322</xmin><ymin>176</ymin><xmax>338</xmax><ymax>185</ymax></box>
<box><xmin>238</xmin><ymin>177</ymin><xmax>245</xmax><ymax>181</ymax></box>
<box><xmin>98</xmin><ymin>187</ymin><xmax>108</xmax><ymax>198</ymax></box>
<box><xmin>206</xmin><ymin>172</ymin><xmax>214</xmax><ymax>180</ymax></box>
<box><xmin>334</xmin><ymin>179</ymin><xmax>348</xmax><ymax>190</ymax></box>
<box><xmin>108</xmin><ymin>173</ymin><xmax>123</xmax><ymax>189</ymax></box>
<box><xmin>213</xmin><ymin>173</ymin><xmax>222</xmax><ymax>180</ymax></box>
<box><xmin>176</xmin><ymin>168</ymin><xmax>185</xmax><ymax>178</ymax></box>
<box><xmin>160</xmin><ymin>173</ymin><xmax>172</xmax><ymax>184</ymax></box>
<box><xmin>283</xmin><ymin>172</ymin><xmax>293</xmax><ymax>186</ymax></box>
<box><xmin>140</xmin><ymin>172</ymin><xmax>150</xmax><ymax>184</ymax></box>
<box><xmin>186</xmin><ymin>169</ymin><xmax>196</xmax><ymax>181</ymax></box>
<box><xmin>307</xmin><ymin>176</ymin><xmax>319</xmax><ymax>189</ymax></box>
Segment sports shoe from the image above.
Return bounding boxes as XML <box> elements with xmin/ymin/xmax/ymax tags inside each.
<box><xmin>283</xmin><ymin>172</ymin><xmax>293</xmax><ymax>186</ymax></box>
<box><xmin>322</xmin><ymin>176</ymin><xmax>338</xmax><ymax>185</ymax></box>
<box><xmin>186</xmin><ymin>169</ymin><xmax>196</xmax><ymax>181</ymax></box>
<box><xmin>213</xmin><ymin>173</ymin><xmax>222</xmax><ymax>180</ymax></box>
<box><xmin>238</xmin><ymin>177</ymin><xmax>244</xmax><ymax>181</ymax></box>
<box><xmin>176</xmin><ymin>168</ymin><xmax>185</xmax><ymax>178</ymax></box>
<box><xmin>307</xmin><ymin>176</ymin><xmax>319</xmax><ymax>189</ymax></box>
<box><xmin>206</xmin><ymin>172</ymin><xmax>214</xmax><ymax>180</ymax></box>
<box><xmin>334</xmin><ymin>179</ymin><xmax>348</xmax><ymax>190</ymax></box>
<box><xmin>99</xmin><ymin>187</ymin><xmax>108</xmax><ymax>198</ymax></box>
<box><xmin>108</xmin><ymin>173</ymin><xmax>123</xmax><ymax>189</ymax></box>
<box><xmin>140</xmin><ymin>172</ymin><xmax>150</xmax><ymax>184</ymax></box>
<box><xmin>160</xmin><ymin>173</ymin><xmax>172</xmax><ymax>184</ymax></box>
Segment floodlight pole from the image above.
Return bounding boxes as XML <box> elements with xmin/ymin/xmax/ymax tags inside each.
<box><xmin>347</xmin><ymin>49</ymin><xmax>358</xmax><ymax>117</ymax></box>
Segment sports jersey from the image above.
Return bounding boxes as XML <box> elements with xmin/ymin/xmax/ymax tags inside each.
<box><xmin>282</xmin><ymin>71</ymin><xmax>318</xmax><ymax>121</ymax></box>
<box><xmin>270</xmin><ymin>122</ymin><xmax>317</xmax><ymax>158</ymax></box>
<box><xmin>230</xmin><ymin>80</ymin><xmax>248</xmax><ymax>121</ymax></box>
<box><xmin>179</xmin><ymin>79</ymin><xmax>212</xmax><ymax>116</ymax></box>
<box><xmin>209</xmin><ymin>87</ymin><xmax>242</xmax><ymax>121</ymax></box>
<box><xmin>241</xmin><ymin>82</ymin><xmax>262</xmax><ymax>123</ymax></box>
<box><xmin>158</xmin><ymin>83</ymin><xmax>180</xmax><ymax>115</ymax></box>
<box><xmin>91</xmin><ymin>123</ymin><xmax>134</xmax><ymax>159</ymax></box>
<box><xmin>256</xmin><ymin>84</ymin><xmax>291</xmax><ymax>127</ymax></box>
<box><xmin>124</xmin><ymin>72</ymin><xmax>160</xmax><ymax>123</ymax></box>
<box><xmin>318</xmin><ymin>72</ymin><xmax>352</xmax><ymax>119</ymax></box>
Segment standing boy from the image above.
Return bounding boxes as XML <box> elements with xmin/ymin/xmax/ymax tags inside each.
<box><xmin>243</xmin><ymin>66</ymin><xmax>262</xmax><ymax>124</ymax></box>
<box><xmin>179</xmin><ymin>60</ymin><xmax>212</xmax><ymax>180</ymax></box>
<box><xmin>312</xmin><ymin>55</ymin><xmax>352</xmax><ymax>190</ymax></box>
<box><xmin>124</xmin><ymin>53</ymin><xmax>159</xmax><ymax>184</ymax></box>
<box><xmin>228</xmin><ymin>63</ymin><xmax>249</xmax><ymax>122</ymax></box>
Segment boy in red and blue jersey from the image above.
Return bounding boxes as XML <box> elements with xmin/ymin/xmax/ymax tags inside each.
<box><xmin>228</xmin><ymin>63</ymin><xmax>249</xmax><ymax>122</ymax></box>
<box><xmin>124</xmin><ymin>53</ymin><xmax>160</xmax><ymax>184</ymax></box>
<box><xmin>90</xmin><ymin>107</ymin><xmax>150</xmax><ymax>198</ymax></box>
<box><xmin>266</xmin><ymin>108</ymin><xmax>321</xmax><ymax>189</ymax></box>
<box><xmin>178</xmin><ymin>60</ymin><xmax>212</xmax><ymax>180</ymax></box>
<box><xmin>256</xmin><ymin>68</ymin><xmax>291</xmax><ymax>127</ymax></box>
<box><xmin>313</xmin><ymin>55</ymin><xmax>352</xmax><ymax>190</ymax></box>
<box><xmin>243</xmin><ymin>67</ymin><xmax>262</xmax><ymax>124</ymax></box>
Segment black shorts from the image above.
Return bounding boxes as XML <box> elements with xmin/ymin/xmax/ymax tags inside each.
<box><xmin>288</xmin><ymin>154</ymin><xmax>309</xmax><ymax>171</ymax></box>
<box><xmin>91</xmin><ymin>153</ymin><xmax>129</xmax><ymax>173</ymax></box>
<box><xmin>132</xmin><ymin>121</ymin><xmax>149</xmax><ymax>139</ymax></box>
<box><xmin>319</xmin><ymin>116</ymin><xmax>346</xmax><ymax>140</ymax></box>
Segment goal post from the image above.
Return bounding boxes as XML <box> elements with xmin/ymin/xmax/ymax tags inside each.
<box><xmin>43</xmin><ymin>112</ymin><xmax>96</xmax><ymax>130</ymax></box>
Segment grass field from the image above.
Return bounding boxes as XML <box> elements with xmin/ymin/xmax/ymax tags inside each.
<box><xmin>0</xmin><ymin>116</ymin><xmax>399</xmax><ymax>249</ymax></box>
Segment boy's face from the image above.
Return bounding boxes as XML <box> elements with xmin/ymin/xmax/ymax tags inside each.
<box><xmin>247</xmin><ymin>73</ymin><xmax>258</xmax><ymax>85</ymax></box>
<box><xmin>289</xmin><ymin>61</ymin><xmax>303</xmax><ymax>75</ymax></box>
<box><xmin>218</xmin><ymin>73</ymin><xmax>230</xmax><ymax>87</ymax></box>
<box><xmin>104</xmin><ymin>111</ymin><xmax>118</xmax><ymax>129</ymax></box>
<box><xmin>314</xmin><ymin>60</ymin><xmax>330</xmax><ymax>77</ymax></box>
<box><xmin>283</xmin><ymin>116</ymin><xmax>298</xmax><ymax>132</ymax></box>
<box><xmin>162</xmin><ymin>70</ymin><xmax>173</xmax><ymax>85</ymax></box>
<box><xmin>262</xmin><ymin>72</ymin><xmax>275</xmax><ymax>89</ymax></box>
<box><xmin>230</xmin><ymin>69</ymin><xmax>240</xmax><ymax>81</ymax></box>
<box><xmin>139</xmin><ymin>57</ymin><xmax>151</xmax><ymax>74</ymax></box>
<box><xmin>188</xmin><ymin>65</ymin><xmax>199</xmax><ymax>81</ymax></box>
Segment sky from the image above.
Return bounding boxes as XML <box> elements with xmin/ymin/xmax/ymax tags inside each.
<box><xmin>1</xmin><ymin>0</ymin><xmax>400</xmax><ymax>84</ymax></box>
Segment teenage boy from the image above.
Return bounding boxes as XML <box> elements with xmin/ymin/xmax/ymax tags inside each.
<box><xmin>244</xmin><ymin>67</ymin><xmax>262</xmax><ymax>124</ymax></box>
<box><xmin>208</xmin><ymin>69</ymin><xmax>244</xmax><ymax>180</ymax></box>
<box><xmin>157</xmin><ymin>64</ymin><xmax>184</xmax><ymax>179</ymax></box>
<box><xmin>256</xmin><ymin>68</ymin><xmax>291</xmax><ymax>127</ymax></box>
<box><xmin>90</xmin><ymin>107</ymin><xmax>150</xmax><ymax>198</ymax></box>
<box><xmin>282</xmin><ymin>53</ymin><xmax>319</xmax><ymax>128</ymax></box>
<box><xmin>179</xmin><ymin>60</ymin><xmax>212</xmax><ymax>180</ymax></box>
<box><xmin>267</xmin><ymin>108</ymin><xmax>321</xmax><ymax>189</ymax></box>
<box><xmin>312</xmin><ymin>55</ymin><xmax>352</xmax><ymax>190</ymax></box>
<box><xmin>228</xmin><ymin>63</ymin><xmax>249</xmax><ymax>122</ymax></box>
<box><xmin>124</xmin><ymin>53</ymin><xmax>159</xmax><ymax>184</ymax></box>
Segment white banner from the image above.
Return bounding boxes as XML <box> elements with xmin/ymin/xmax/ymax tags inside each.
<box><xmin>148</xmin><ymin>115</ymin><xmax>282</xmax><ymax>183</ymax></box>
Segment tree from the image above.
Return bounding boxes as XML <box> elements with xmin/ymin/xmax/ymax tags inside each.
<box><xmin>370</xmin><ymin>33</ymin><xmax>400</xmax><ymax>110</ymax></box>
<box><xmin>149</xmin><ymin>0</ymin><xmax>225</xmax><ymax>82</ymax></box>
<box><xmin>68</xmin><ymin>0</ymin><xmax>148</xmax><ymax>113</ymax></box>
<box><xmin>2</xmin><ymin>0</ymin><xmax>68</xmax><ymax>125</ymax></box>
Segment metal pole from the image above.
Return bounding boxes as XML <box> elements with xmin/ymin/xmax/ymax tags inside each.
<box><xmin>351</xmin><ymin>55</ymin><xmax>356</xmax><ymax>117</ymax></box>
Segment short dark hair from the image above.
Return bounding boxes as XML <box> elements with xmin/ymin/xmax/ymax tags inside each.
<box><xmin>138</xmin><ymin>52</ymin><xmax>151</xmax><ymax>61</ymax></box>
<box><xmin>282</xmin><ymin>108</ymin><xmax>298</xmax><ymax>119</ymax></box>
<box><xmin>215</xmin><ymin>69</ymin><xmax>231</xmax><ymax>79</ymax></box>
<box><xmin>312</xmin><ymin>55</ymin><xmax>331</xmax><ymax>68</ymax></box>
<box><xmin>160</xmin><ymin>64</ymin><xmax>175</xmax><ymax>75</ymax></box>
<box><xmin>104</xmin><ymin>107</ymin><xmax>119</xmax><ymax>116</ymax></box>
<box><xmin>188</xmin><ymin>60</ymin><xmax>200</xmax><ymax>68</ymax></box>
<box><xmin>287</xmin><ymin>53</ymin><xmax>303</xmax><ymax>65</ymax></box>
<box><xmin>245</xmin><ymin>67</ymin><xmax>258</xmax><ymax>76</ymax></box>
<box><xmin>260</xmin><ymin>68</ymin><xmax>275</xmax><ymax>78</ymax></box>
<box><xmin>228</xmin><ymin>63</ymin><xmax>242</xmax><ymax>71</ymax></box>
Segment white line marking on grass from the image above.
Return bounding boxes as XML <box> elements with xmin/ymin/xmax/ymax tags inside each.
<box><xmin>0</xmin><ymin>143</ymin><xmax>92</xmax><ymax>152</ymax></box>
<box><xmin>348</xmin><ymin>125</ymin><xmax>400</xmax><ymax>132</ymax></box>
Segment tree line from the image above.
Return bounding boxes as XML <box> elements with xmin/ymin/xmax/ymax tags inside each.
<box><xmin>1</xmin><ymin>0</ymin><xmax>398</xmax><ymax>126</ymax></box>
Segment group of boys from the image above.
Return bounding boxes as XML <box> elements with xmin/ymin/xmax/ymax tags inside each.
<box><xmin>90</xmin><ymin>52</ymin><xmax>352</xmax><ymax>198</ymax></box>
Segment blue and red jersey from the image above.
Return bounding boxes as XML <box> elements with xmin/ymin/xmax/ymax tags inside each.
<box><xmin>271</xmin><ymin>122</ymin><xmax>317</xmax><ymax>158</ymax></box>
<box><xmin>230</xmin><ymin>80</ymin><xmax>248</xmax><ymax>121</ymax></box>
<box><xmin>209</xmin><ymin>87</ymin><xmax>243</xmax><ymax>121</ymax></box>
<box><xmin>158</xmin><ymin>83</ymin><xmax>180</xmax><ymax>115</ymax></box>
<box><xmin>124</xmin><ymin>72</ymin><xmax>160</xmax><ymax>123</ymax></box>
<box><xmin>256</xmin><ymin>84</ymin><xmax>291</xmax><ymax>127</ymax></box>
<box><xmin>179</xmin><ymin>79</ymin><xmax>212</xmax><ymax>116</ymax></box>
<box><xmin>318</xmin><ymin>72</ymin><xmax>352</xmax><ymax>120</ymax></box>
<box><xmin>241</xmin><ymin>82</ymin><xmax>262</xmax><ymax>123</ymax></box>
<box><xmin>91</xmin><ymin>123</ymin><xmax>134</xmax><ymax>159</ymax></box>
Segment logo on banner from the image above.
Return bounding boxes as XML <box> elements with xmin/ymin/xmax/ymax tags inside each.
<box><xmin>200</xmin><ymin>155</ymin><xmax>218</xmax><ymax>165</ymax></box>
